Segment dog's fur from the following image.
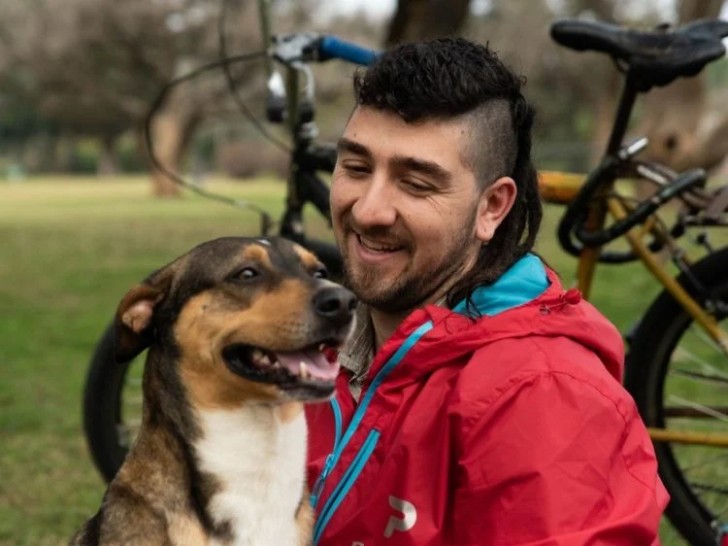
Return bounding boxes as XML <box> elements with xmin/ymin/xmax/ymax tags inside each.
<box><xmin>71</xmin><ymin>237</ymin><xmax>355</xmax><ymax>546</ymax></box>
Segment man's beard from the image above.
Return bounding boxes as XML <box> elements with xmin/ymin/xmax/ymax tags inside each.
<box><xmin>340</xmin><ymin>212</ymin><xmax>478</xmax><ymax>314</ymax></box>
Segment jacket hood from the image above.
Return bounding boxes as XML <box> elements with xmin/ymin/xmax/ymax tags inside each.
<box><xmin>366</xmin><ymin>254</ymin><xmax>624</xmax><ymax>391</ymax></box>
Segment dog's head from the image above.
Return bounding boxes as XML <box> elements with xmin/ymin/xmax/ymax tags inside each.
<box><xmin>114</xmin><ymin>237</ymin><xmax>356</xmax><ymax>404</ymax></box>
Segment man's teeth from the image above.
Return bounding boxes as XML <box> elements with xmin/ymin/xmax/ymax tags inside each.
<box><xmin>359</xmin><ymin>236</ymin><xmax>398</xmax><ymax>251</ymax></box>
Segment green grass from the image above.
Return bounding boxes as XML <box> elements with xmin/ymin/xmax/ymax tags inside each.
<box><xmin>0</xmin><ymin>174</ymin><xmax>720</xmax><ymax>545</ymax></box>
<box><xmin>0</xmin><ymin>175</ymin><xmax>300</xmax><ymax>545</ymax></box>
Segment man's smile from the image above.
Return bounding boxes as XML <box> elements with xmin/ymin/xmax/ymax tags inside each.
<box><xmin>351</xmin><ymin>233</ymin><xmax>407</xmax><ymax>265</ymax></box>
<box><xmin>358</xmin><ymin>235</ymin><xmax>404</xmax><ymax>253</ymax></box>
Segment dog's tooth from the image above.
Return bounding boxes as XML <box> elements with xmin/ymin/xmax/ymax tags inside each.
<box><xmin>300</xmin><ymin>361</ymin><xmax>309</xmax><ymax>379</ymax></box>
<box><xmin>252</xmin><ymin>349</ymin><xmax>268</xmax><ymax>365</ymax></box>
<box><xmin>318</xmin><ymin>343</ymin><xmax>326</xmax><ymax>352</ymax></box>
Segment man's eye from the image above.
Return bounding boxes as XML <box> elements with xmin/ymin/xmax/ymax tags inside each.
<box><xmin>230</xmin><ymin>267</ymin><xmax>259</xmax><ymax>281</ymax></box>
<box><xmin>402</xmin><ymin>179</ymin><xmax>432</xmax><ymax>194</ymax></box>
<box><xmin>312</xmin><ymin>267</ymin><xmax>328</xmax><ymax>279</ymax></box>
<box><xmin>343</xmin><ymin>163</ymin><xmax>370</xmax><ymax>176</ymax></box>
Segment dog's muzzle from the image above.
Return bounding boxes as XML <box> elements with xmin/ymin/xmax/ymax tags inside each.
<box><xmin>222</xmin><ymin>284</ymin><xmax>356</xmax><ymax>399</ymax></box>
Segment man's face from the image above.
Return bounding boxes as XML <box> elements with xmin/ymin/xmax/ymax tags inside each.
<box><xmin>330</xmin><ymin>106</ymin><xmax>487</xmax><ymax>313</ymax></box>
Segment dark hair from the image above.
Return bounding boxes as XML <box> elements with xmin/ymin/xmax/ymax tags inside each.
<box><xmin>353</xmin><ymin>37</ymin><xmax>542</xmax><ymax>309</ymax></box>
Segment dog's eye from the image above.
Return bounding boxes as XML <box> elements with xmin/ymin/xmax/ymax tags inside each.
<box><xmin>231</xmin><ymin>267</ymin><xmax>259</xmax><ymax>281</ymax></box>
<box><xmin>312</xmin><ymin>268</ymin><xmax>328</xmax><ymax>279</ymax></box>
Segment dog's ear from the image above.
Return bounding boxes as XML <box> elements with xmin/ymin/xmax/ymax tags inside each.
<box><xmin>114</xmin><ymin>265</ymin><xmax>176</xmax><ymax>362</ymax></box>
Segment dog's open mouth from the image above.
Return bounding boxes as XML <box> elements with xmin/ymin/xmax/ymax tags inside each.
<box><xmin>222</xmin><ymin>342</ymin><xmax>341</xmax><ymax>395</ymax></box>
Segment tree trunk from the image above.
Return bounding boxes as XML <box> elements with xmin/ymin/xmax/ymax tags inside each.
<box><xmin>589</xmin><ymin>71</ymin><xmax>621</xmax><ymax>162</ymax></box>
<box><xmin>150</xmin><ymin>111</ymin><xmax>183</xmax><ymax>197</ymax></box>
<box><xmin>50</xmin><ymin>133</ymin><xmax>74</xmax><ymax>172</ymax></box>
<box><xmin>637</xmin><ymin>0</ymin><xmax>728</xmax><ymax>173</ymax></box>
<box><xmin>386</xmin><ymin>0</ymin><xmax>471</xmax><ymax>46</ymax></box>
<box><xmin>147</xmin><ymin>103</ymin><xmax>204</xmax><ymax>197</ymax></box>
<box><xmin>97</xmin><ymin>134</ymin><xmax>119</xmax><ymax>176</ymax></box>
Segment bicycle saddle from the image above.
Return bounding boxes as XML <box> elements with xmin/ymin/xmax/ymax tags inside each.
<box><xmin>551</xmin><ymin>18</ymin><xmax>728</xmax><ymax>91</ymax></box>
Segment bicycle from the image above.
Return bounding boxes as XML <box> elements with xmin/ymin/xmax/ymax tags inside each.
<box><xmin>542</xmin><ymin>18</ymin><xmax>728</xmax><ymax>545</ymax></box>
<box><xmin>81</xmin><ymin>4</ymin><xmax>728</xmax><ymax>544</ymax></box>
<box><xmin>82</xmin><ymin>0</ymin><xmax>375</xmax><ymax>484</ymax></box>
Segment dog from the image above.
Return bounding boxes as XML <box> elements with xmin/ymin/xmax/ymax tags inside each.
<box><xmin>71</xmin><ymin>236</ymin><xmax>356</xmax><ymax>546</ymax></box>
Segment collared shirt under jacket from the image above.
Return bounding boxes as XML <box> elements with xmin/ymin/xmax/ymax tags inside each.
<box><xmin>306</xmin><ymin>254</ymin><xmax>669</xmax><ymax>545</ymax></box>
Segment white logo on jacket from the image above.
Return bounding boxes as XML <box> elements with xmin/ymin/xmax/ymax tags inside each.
<box><xmin>384</xmin><ymin>496</ymin><xmax>417</xmax><ymax>538</ymax></box>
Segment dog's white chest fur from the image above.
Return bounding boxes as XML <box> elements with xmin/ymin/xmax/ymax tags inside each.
<box><xmin>195</xmin><ymin>405</ymin><xmax>308</xmax><ymax>546</ymax></box>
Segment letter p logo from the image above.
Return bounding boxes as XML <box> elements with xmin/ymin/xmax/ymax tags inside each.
<box><xmin>384</xmin><ymin>496</ymin><xmax>417</xmax><ymax>538</ymax></box>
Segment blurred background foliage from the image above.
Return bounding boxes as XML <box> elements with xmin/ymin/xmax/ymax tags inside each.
<box><xmin>0</xmin><ymin>0</ymin><xmax>726</xmax><ymax>193</ymax></box>
<box><xmin>1</xmin><ymin>3</ymin><xmax>727</xmax><ymax>544</ymax></box>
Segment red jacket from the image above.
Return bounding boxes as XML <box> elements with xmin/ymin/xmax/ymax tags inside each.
<box><xmin>306</xmin><ymin>255</ymin><xmax>668</xmax><ymax>545</ymax></box>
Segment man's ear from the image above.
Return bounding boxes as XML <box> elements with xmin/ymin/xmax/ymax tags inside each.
<box><xmin>114</xmin><ymin>266</ymin><xmax>175</xmax><ymax>362</ymax></box>
<box><xmin>475</xmin><ymin>176</ymin><xmax>518</xmax><ymax>243</ymax></box>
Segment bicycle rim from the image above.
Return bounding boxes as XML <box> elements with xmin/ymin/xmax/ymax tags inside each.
<box><xmin>629</xmin><ymin>268</ymin><xmax>728</xmax><ymax>545</ymax></box>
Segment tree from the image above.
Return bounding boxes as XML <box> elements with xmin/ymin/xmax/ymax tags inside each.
<box><xmin>1</xmin><ymin>0</ymin><xmax>724</xmax><ymax>188</ymax></box>
<box><xmin>0</xmin><ymin>0</ymin><xmax>262</xmax><ymax>193</ymax></box>
<box><xmin>637</xmin><ymin>0</ymin><xmax>728</xmax><ymax>174</ymax></box>
<box><xmin>463</xmin><ymin>0</ymin><xmax>728</xmax><ymax>173</ymax></box>
<box><xmin>386</xmin><ymin>0</ymin><xmax>471</xmax><ymax>45</ymax></box>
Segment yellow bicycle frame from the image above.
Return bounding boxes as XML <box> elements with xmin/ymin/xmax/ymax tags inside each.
<box><xmin>538</xmin><ymin>170</ymin><xmax>728</xmax><ymax>448</ymax></box>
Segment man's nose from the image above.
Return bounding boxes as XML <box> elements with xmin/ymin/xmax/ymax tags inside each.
<box><xmin>351</xmin><ymin>178</ymin><xmax>397</xmax><ymax>228</ymax></box>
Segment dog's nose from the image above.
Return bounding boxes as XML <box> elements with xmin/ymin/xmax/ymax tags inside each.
<box><xmin>313</xmin><ymin>286</ymin><xmax>357</xmax><ymax>323</ymax></box>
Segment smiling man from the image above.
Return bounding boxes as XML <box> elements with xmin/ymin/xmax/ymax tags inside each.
<box><xmin>306</xmin><ymin>37</ymin><xmax>667</xmax><ymax>545</ymax></box>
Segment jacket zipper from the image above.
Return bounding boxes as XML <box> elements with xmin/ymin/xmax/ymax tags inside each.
<box><xmin>313</xmin><ymin>429</ymin><xmax>381</xmax><ymax>544</ymax></box>
<box><xmin>310</xmin><ymin>399</ymin><xmax>343</xmax><ymax>508</ymax></box>
<box><xmin>310</xmin><ymin>320</ymin><xmax>434</xmax><ymax>541</ymax></box>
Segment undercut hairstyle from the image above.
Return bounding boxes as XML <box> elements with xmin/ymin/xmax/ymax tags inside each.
<box><xmin>352</xmin><ymin>37</ymin><xmax>543</xmax><ymax>309</ymax></box>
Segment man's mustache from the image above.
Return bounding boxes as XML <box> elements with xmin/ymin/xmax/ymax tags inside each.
<box><xmin>342</xmin><ymin>215</ymin><xmax>410</xmax><ymax>248</ymax></box>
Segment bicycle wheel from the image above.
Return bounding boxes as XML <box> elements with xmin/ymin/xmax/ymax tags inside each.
<box><xmin>83</xmin><ymin>322</ymin><xmax>144</xmax><ymax>482</ymax></box>
<box><xmin>626</xmin><ymin>247</ymin><xmax>728</xmax><ymax>546</ymax></box>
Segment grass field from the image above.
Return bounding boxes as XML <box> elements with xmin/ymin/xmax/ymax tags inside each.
<box><xmin>0</xmin><ymin>175</ymin><xmax>715</xmax><ymax>545</ymax></box>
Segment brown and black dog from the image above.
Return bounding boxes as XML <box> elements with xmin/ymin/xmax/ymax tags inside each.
<box><xmin>71</xmin><ymin>236</ymin><xmax>356</xmax><ymax>546</ymax></box>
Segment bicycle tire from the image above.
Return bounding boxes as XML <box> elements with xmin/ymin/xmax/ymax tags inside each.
<box><xmin>625</xmin><ymin>246</ymin><xmax>728</xmax><ymax>546</ymax></box>
<box><xmin>302</xmin><ymin>238</ymin><xmax>343</xmax><ymax>280</ymax></box>
<box><xmin>83</xmin><ymin>322</ymin><xmax>143</xmax><ymax>482</ymax></box>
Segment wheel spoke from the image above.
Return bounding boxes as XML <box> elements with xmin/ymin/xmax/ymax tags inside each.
<box><xmin>690</xmin><ymin>481</ymin><xmax>728</xmax><ymax>497</ymax></box>
<box><xmin>666</xmin><ymin>395</ymin><xmax>728</xmax><ymax>424</ymax></box>
<box><xmin>679</xmin><ymin>451</ymin><xmax>728</xmax><ymax>475</ymax></box>
<box><xmin>693</xmin><ymin>325</ymin><xmax>728</xmax><ymax>355</ymax></box>
<box><xmin>670</xmin><ymin>366</ymin><xmax>728</xmax><ymax>386</ymax></box>
<box><xmin>664</xmin><ymin>406</ymin><xmax>728</xmax><ymax>418</ymax></box>
<box><xmin>671</xmin><ymin>328</ymin><xmax>728</xmax><ymax>380</ymax></box>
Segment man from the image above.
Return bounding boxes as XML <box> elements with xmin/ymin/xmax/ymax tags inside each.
<box><xmin>306</xmin><ymin>37</ymin><xmax>668</xmax><ymax>545</ymax></box>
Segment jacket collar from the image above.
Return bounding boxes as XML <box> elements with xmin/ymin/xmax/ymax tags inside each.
<box><xmin>452</xmin><ymin>253</ymin><xmax>550</xmax><ymax>317</ymax></box>
<box><xmin>339</xmin><ymin>253</ymin><xmax>550</xmax><ymax>391</ymax></box>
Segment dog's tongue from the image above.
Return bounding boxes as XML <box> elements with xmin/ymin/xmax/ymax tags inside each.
<box><xmin>276</xmin><ymin>350</ymin><xmax>340</xmax><ymax>382</ymax></box>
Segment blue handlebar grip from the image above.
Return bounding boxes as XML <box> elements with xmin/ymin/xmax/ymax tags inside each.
<box><xmin>318</xmin><ymin>36</ymin><xmax>378</xmax><ymax>66</ymax></box>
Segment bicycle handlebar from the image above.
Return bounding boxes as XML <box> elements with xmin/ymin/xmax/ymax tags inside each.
<box><xmin>271</xmin><ymin>33</ymin><xmax>378</xmax><ymax>66</ymax></box>
<box><xmin>266</xmin><ymin>34</ymin><xmax>377</xmax><ymax>125</ymax></box>
<box><xmin>317</xmin><ymin>36</ymin><xmax>378</xmax><ymax>65</ymax></box>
